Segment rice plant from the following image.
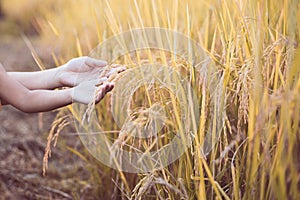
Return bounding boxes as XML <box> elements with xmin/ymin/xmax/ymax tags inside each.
<box><xmin>10</xmin><ymin>0</ymin><xmax>300</xmax><ymax>199</ymax></box>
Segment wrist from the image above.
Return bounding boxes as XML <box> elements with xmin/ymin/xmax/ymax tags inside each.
<box><xmin>53</xmin><ymin>65</ymin><xmax>66</xmax><ymax>88</ymax></box>
<box><xmin>61</xmin><ymin>87</ymin><xmax>74</xmax><ymax>104</ymax></box>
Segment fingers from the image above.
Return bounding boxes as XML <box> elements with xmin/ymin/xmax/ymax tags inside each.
<box><xmin>73</xmin><ymin>78</ymin><xmax>114</xmax><ymax>104</ymax></box>
<box><xmin>84</xmin><ymin>57</ymin><xmax>108</xmax><ymax>68</ymax></box>
<box><xmin>95</xmin><ymin>82</ymin><xmax>114</xmax><ymax>103</ymax></box>
<box><xmin>95</xmin><ymin>77</ymin><xmax>108</xmax><ymax>86</ymax></box>
<box><xmin>106</xmin><ymin>68</ymin><xmax>118</xmax><ymax>78</ymax></box>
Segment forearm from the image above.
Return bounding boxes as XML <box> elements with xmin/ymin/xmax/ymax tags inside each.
<box><xmin>16</xmin><ymin>89</ymin><xmax>73</xmax><ymax>113</ymax></box>
<box><xmin>0</xmin><ymin>66</ymin><xmax>73</xmax><ymax>112</ymax></box>
<box><xmin>8</xmin><ymin>67</ymin><xmax>62</xmax><ymax>90</ymax></box>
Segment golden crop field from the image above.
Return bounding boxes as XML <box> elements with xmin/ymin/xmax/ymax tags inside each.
<box><xmin>1</xmin><ymin>0</ymin><xmax>300</xmax><ymax>199</ymax></box>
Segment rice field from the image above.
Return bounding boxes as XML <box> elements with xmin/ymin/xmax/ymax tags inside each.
<box><xmin>2</xmin><ymin>0</ymin><xmax>300</xmax><ymax>199</ymax></box>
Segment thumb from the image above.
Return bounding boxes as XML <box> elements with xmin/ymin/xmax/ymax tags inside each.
<box><xmin>85</xmin><ymin>57</ymin><xmax>108</xmax><ymax>68</ymax></box>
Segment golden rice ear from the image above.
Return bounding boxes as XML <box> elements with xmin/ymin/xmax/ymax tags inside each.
<box><xmin>43</xmin><ymin>115</ymin><xmax>70</xmax><ymax>176</ymax></box>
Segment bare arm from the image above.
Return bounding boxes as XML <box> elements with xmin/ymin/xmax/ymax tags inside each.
<box><xmin>7</xmin><ymin>57</ymin><xmax>109</xmax><ymax>90</ymax></box>
<box><xmin>0</xmin><ymin>64</ymin><xmax>114</xmax><ymax>113</ymax></box>
<box><xmin>7</xmin><ymin>57</ymin><xmax>125</xmax><ymax>90</ymax></box>
<box><xmin>7</xmin><ymin>68</ymin><xmax>60</xmax><ymax>90</ymax></box>
<box><xmin>0</xmin><ymin>65</ymin><xmax>72</xmax><ymax>112</ymax></box>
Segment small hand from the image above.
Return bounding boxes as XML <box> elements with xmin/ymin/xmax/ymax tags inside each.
<box><xmin>58</xmin><ymin>57</ymin><xmax>126</xmax><ymax>87</ymax></box>
<box><xmin>72</xmin><ymin>78</ymin><xmax>114</xmax><ymax>104</ymax></box>
<box><xmin>57</xmin><ymin>57</ymin><xmax>106</xmax><ymax>87</ymax></box>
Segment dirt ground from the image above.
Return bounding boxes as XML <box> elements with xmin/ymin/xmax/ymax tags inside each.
<box><xmin>0</xmin><ymin>19</ymin><xmax>95</xmax><ymax>199</ymax></box>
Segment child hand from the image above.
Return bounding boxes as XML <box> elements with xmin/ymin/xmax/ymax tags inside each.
<box><xmin>72</xmin><ymin>78</ymin><xmax>114</xmax><ymax>104</ymax></box>
<box><xmin>58</xmin><ymin>57</ymin><xmax>126</xmax><ymax>87</ymax></box>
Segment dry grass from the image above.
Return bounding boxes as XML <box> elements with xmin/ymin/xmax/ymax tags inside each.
<box><xmin>3</xmin><ymin>0</ymin><xmax>300</xmax><ymax>199</ymax></box>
